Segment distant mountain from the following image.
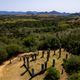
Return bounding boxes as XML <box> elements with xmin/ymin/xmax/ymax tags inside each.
<box><xmin>26</xmin><ymin>11</ymin><xmax>70</xmax><ymax>16</ymax></box>
<box><xmin>0</xmin><ymin>11</ymin><xmax>26</xmax><ymax>15</ymax></box>
<box><xmin>0</xmin><ymin>10</ymin><xmax>72</xmax><ymax>16</ymax></box>
<box><xmin>48</xmin><ymin>11</ymin><xmax>69</xmax><ymax>16</ymax></box>
<box><xmin>69</xmin><ymin>13</ymin><xmax>80</xmax><ymax>16</ymax></box>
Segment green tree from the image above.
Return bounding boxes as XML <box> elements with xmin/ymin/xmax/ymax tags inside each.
<box><xmin>23</xmin><ymin>36</ymin><xmax>38</xmax><ymax>51</ymax></box>
<box><xmin>6</xmin><ymin>44</ymin><xmax>22</xmax><ymax>58</ymax></box>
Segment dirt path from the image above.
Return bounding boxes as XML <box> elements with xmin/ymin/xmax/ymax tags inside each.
<box><xmin>0</xmin><ymin>49</ymin><xmax>69</xmax><ymax>80</ymax></box>
<box><xmin>0</xmin><ymin>64</ymin><xmax>5</xmax><ymax>78</ymax></box>
<box><xmin>0</xmin><ymin>57</ymin><xmax>25</xmax><ymax>80</ymax></box>
<box><xmin>0</xmin><ymin>60</ymin><xmax>10</xmax><ymax>79</ymax></box>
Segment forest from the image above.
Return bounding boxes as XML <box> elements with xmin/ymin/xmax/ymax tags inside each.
<box><xmin>0</xmin><ymin>14</ymin><xmax>80</xmax><ymax>80</ymax></box>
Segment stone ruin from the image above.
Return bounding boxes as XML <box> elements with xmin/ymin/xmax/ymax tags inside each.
<box><xmin>19</xmin><ymin>49</ymin><xmax>68</xmax><ymax>80</ymax></box>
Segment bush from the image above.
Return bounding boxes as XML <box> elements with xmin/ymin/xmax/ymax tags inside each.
<box><xmin>63</xmin><ymin>56</ymin><xmax>80</xmax><ymax>74</ymax></box>
<box><xmin>0</xmin><ymin>47</ymin><xmax>7</xmax><ymax>64</ymax></box>
<box><xmin>6</xmin><ymin>44</ymin><xmax>22</xmax><ymax>58</ymax></box>
<box><xmin>68</xmin><ymin>73</ymin><xmax>80</xmax><ymax>80</ymax></box>
<box><xmin>23</xmin><ymin>36</ymin><xmax>38</xmax><ymax>51</ymax></box>
<box><xmin>44</xmin><ymin>67</ymin><xmax>60</xmax><ymax>80</ymax></box>
<box><xmin>39</xmin><ymin>35</ymin><xmax>59</xmax><ymax>50</ymax></box>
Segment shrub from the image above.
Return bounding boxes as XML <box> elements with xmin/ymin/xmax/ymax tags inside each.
<box><xmin>23</xmin><ymin>36</ymin><xmax>36</xmax><ymax>47</ymax></box>
<box><xmin>23</xmin><ymin>36</ymin><xmax>38</xmax><ymax>51</ymax></box>
<box><xmin>68</xmin><ymin>73</ymin><xmax>80</xmax><ymax>80</ymax></box>
<box><xmin>6</xmin><ymin>44</ymin><xmax>22</xmax><ymax>58</ymax></box>
<box><xmin>44</xmin><ymin>67</ymin><xmax>60</xmax><ymax>80</ymax></box>
<box><xmin>39</xmin><ymin>35</ymin><xmax>59</xmax><ymax>50</ymax></box>
<box><xmin>0</xmin><ymin>47</ymin><xmax>7</xmax><ymax>64</ymax></box>
<box><xmin>63</xmin><ymin>56</ymin><xmax>80</xmax><ymax>74</ymax></box>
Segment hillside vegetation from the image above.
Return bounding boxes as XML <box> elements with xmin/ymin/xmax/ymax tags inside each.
<box><xmin>0</xmin><ymin>15</ymin><xmax>80</xmax><ymax>64</ymax></box>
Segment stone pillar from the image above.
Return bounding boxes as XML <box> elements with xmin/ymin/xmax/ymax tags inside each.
<box><xmin>66</xmin><ymin>54</ymin><xmax>68</xmax><ymax>59</ymax></box>
<box><xmin>59</xmin><ymin>46</ymin><xmax>61</xmax><ymax>58</ymax></box>
<box><xmin>52</xmin><ymin>59</ymin><xmax>55</xmax><ymax>67</ymax></box>
<box><xmin>26</xmin><ymin>57</ymin><xmax>29</xmax><ymax>68</ymax></box>
<box><xmin>54</xmin><ymin>49</ymin><xmax>56</xmax><ymax>55</ymax></box>
<box><xmin>34</xmin><ymin>54</ymin><xmax>37</xmax><ymax>60</ymax></box>
<box><xmin>61</xmin><ymin>69</ymin><xmax>63</xmax><ymax>74</ymax></box>
<box><xmin>9</xmin><ymin>59</ymin><xmax>12</xmax><ymax>64</ymax></box>
<box><xmin>45</xmin><ymin>62</ymin><xmax>47</xmax><ymax>70</ymax></box>
<box><xmin>23</xmin><ymin>57</ymin><xmax>25</xmax><ymax>64</ymax></box>
<box><xmin>37</xmin><ymin>51</ymin><xmax>39</xmax><ymax>56</ymax></box>
<box><xmin>41</xmin><ymin>64</ymin><xmax>45</xmax><ymax>71</ymax></box>
<box><xmin>47</xmin><ymin>55</ymin><xmax>49</xmax><ymax>61</ymax></box>
<box><xmin>31</xmin><ymin>55</ymin><xmax>34</xmax><ymax>61</ymax></box>
<box><xmin>31</xmin><ymin>68</ymin><xmax>35</xmax><ymax>77</ymax></box>
<box><xmin>20</xmin><ymin>57</ymin><xmax>21</xmax><ymax>61</ymax></box>
<box><xmin>47</xmin><ymin>49</ymin><xmax>50</xmax><ymax>55</ymax></box>
<box><xmin>41</xmin><ymin>50</ymin><xmax>45</xmax><ymax>58</ymax></box>
<box><xmin>46</xmin><ymin>51</ymin><xmax>50</xmax><ymax>61</ymax></box>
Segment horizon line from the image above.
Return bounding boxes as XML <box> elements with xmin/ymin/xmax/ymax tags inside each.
<box><xmin>0</xmin><ymin>10</ymin><xmax>80</xmax><ymax>13</ymax></box>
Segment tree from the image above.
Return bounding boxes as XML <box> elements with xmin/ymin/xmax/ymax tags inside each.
<box><xmin>23</xmin><ymin>36</ymin><xmax>38</xmax><ymax>51</ymax></box>
<box><xmin>6</xmin><ymin>44</ymin><xmax>22</xmax><ymax>58</ymax></box>
<box><xmin>51</xmin><ymin>37</ymin><xmax>59</xmax><ymax>55</ymax></box>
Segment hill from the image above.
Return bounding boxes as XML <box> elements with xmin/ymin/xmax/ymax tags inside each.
<box><xmin>0</xmin><ymin>11</ymin><xmax>70</xmax><ymax>16</ymax></box>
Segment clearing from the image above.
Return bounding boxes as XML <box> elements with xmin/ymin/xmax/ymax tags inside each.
<box><xmin>0</xmin><ymin>49</ymin><xmax>70</xmax><ymax>80</ymax></box>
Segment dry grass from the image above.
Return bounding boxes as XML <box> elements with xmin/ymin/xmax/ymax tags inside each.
<box><xmin>0</xmin><ymin>49</ymin><xmax>70</xmax><ymax>80</ymax></box>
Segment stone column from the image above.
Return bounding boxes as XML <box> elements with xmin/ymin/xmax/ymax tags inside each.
<box><xmin>31</xmin><ymin>55</ymin><xmax>34</xmax><ymax>61</ymax></box>
<box><xmin>31</xmin><ymin>68</ymin><xmax>35</xmax><ymax>77</ymax></box>
<box><xmin>52</xmin><ymin>59</ymin><xmax>55</xmax><ymax>67</ymax></box>
<box><xmin>23</xmin><ymin>57</ymin><xmax>25</xmax><ymax>64</ymax></box>
<box><xmin>47</xmin><ymin>51</ymin><xmax>50</xmax><ymax>61</ymax></box>
<box><xmin>26</xmin><ymin>57</ymin><xmax>29</xmax><ymax>68</ymax></box>
<box><xmin>59</xmin><ymin>44</ymin><xmax>61</xmax><ymax>58</ymax></box>
<box><xmin>47</xmin><ymin>49</ymin><xmax>50</xmax><ymax>55</ymax></box>
<box><xmin>37</xmin><ymin>51</ymin><xmax>39</xmax><ymax>56</ymax></box>
<box><xmin>53</xmin><ymin>49</ymin><xmax>56</xmax><ymax>55</ymax></box>
<box><xmin>41</xmin><ymin>50</ymin><xmax>45</xmax><ymax>58</ymax></box>
<box><xmin>41</xmin><ymin>64</ymin><xmax>45</xmax><ymax>71</ymax></box>
<box><xmin>65</xmin><ymin>54</ymin><xmax>68</xmax><ymax>59</ymax></box>
<box><xmin>61</xmin><ymin>69</ymin><xmax>63</xmax><ymax>74</ymax></box>
<box><xmin>45</xmin><ymin>62</ymin><xmax>47</xmax><ymax>70</ymax></box>
<box><xmin>20</xmin><ymin>57</ymin><xmax>21</xmax><ymax>61</ymax></box>
<box><xmin>34</xmin><ymin>54</ymin><xmax>37</xmax><ymax>60</ymax></box>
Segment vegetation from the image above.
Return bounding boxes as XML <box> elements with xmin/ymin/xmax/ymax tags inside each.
<box><xmin>6</xmin><ymin>44</ymin><xmax>23</xmax><ymax>58</ymax></box>
<box><xmin>63</xmin><ymin>56</ymin><xmax>80</xmax><ymax>74</ymax></box>
<box><xmin>63</xmin><ymin>55</ymin><xmax>80</xmax><ymax>80</ymax></box>
<box><xmin>68</xmin><ymin>73</ymin><xmax>80</xmax><ymax>80</ymax></box>
<box><xmin>44</xmin><ymin>67</ymin><xmax>60</xmax><ymax>80</ymax></box>
<box><xmin>0</xmin><ymin>47</ymin><xmax>7</xmax><ymax>64</ymax></box>
<box><xmin>0</xmin><ymin>15</ymin><xmax>80</xmax><ymax>64</ymax></box>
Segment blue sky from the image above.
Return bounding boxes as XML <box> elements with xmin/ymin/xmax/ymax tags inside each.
<box><xmin>0</xmin><ymin>0</ymin><xmax>80</xmax><ymax>13</ymax></box>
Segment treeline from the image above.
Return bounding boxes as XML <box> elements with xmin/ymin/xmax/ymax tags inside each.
<box><xmin>0</xmin><ymin>15</ymin><xmax>80</xmax><ymax>64</ymax></box>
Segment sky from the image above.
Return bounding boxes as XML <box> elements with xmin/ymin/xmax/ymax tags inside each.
<box><xmin>0</xmin><ymin>0</ymin><xmax>80</xmax><ymax>13</ymax></box>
